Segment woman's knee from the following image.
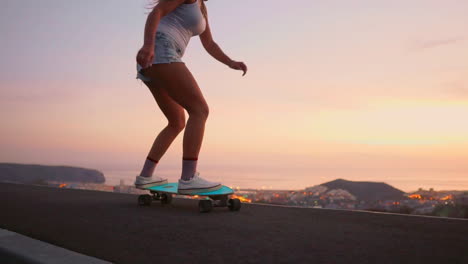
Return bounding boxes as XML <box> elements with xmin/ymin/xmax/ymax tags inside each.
<box><xmin>187</xmin><ymin>102</ymin><xmax>209</xmax><ymax>120</ymax></box>
<box><xmin>167</xmin><ymin>116</ymin><xmax>186</xmax><ymax>132</ymax></box>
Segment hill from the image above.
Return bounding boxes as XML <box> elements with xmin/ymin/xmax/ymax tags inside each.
<box><xmin>319</xmin><ymin>178</ymin><xmax>405</xmax><ymax>202</ymax></box>
<box><xmin>0</xmin><ymin>163</ymin><xmax>105</xmax><ymax>184</ymax></box>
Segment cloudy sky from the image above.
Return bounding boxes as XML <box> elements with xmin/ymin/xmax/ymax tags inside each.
<box><xmin>1</xmin><ymin>0</ymin><xmax>467</xmax><ymax>191</ymax></box>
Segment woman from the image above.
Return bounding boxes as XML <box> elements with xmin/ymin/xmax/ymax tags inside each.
<box><xmin>134</xmin><ymin>0</ymin><xmax>247</xmax><ymax>194</ymax></box>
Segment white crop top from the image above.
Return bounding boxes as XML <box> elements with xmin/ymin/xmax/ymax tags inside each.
<box><xmin>157</xmin><ymin>0</ymin><xmax>206</xmax><ymax>56</ymax></box>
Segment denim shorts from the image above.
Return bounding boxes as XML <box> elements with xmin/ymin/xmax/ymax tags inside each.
<box><xmin>136</xmin><ymin>31</ymin><xmax>184</xmax><ymax>82</ymax></box>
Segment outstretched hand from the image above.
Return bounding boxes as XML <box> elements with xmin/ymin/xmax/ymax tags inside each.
<box><xmin>229</xmin><ymin>60</ymin><xmax>248</xmax><ymax>76</ymax></box>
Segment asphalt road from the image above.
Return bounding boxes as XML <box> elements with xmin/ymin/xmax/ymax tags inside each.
<box><xmin>1</xmin><ymin>183</ymin><xmax>467</xmax><ymax>264</ymax></box>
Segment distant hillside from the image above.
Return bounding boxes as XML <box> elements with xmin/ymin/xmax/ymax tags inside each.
<box><xmin>319</xmin><ymin>179</ymin><xmax>405</xmax><ymax>202</ymax></box>
<box><xmin>0</xmin><ymin>163</ymin><xmax>105</xmax><ymax>184</ymax></box>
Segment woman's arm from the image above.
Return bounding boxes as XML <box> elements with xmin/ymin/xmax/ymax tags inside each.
<box><xmin>199</xmin><ymin>22</ymin><xmax>233</xmax><ymax>66</ymax></box>
<box><xmin>137</xmin><ymin>0</ymin><xmax>185</xmax><ymax>68</ymax></box>
<box><xmin>143</xmin><ymin>0</ymin><xmax>186</xmax><ymax>46</ymax></box>
<box><xmin>199</xmin><ymin>11</ymin><xmax>247</xmax><ymax>75</ymax></box>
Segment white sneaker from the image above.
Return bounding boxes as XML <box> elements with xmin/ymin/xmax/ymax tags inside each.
<box><xmin>178</xmin><ymin>172</ymin><xmax>222</xmax><ymax>194</ymax></box>
<box><xmin>134</xmin><ymin>175</ymin><xmax>168</xmax><ymax>189</ymax></box>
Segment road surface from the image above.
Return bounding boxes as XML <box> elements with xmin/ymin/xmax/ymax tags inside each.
<box><xmin>1</xmin><ymin>183</ymin><xmax>467</xmax><ymax>263</ymax></box>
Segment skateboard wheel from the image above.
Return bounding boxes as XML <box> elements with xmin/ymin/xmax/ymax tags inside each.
<box><xmin>228</xmin><ymin>198</ymin><xmax>241</xmax><ymax>211</ymax></box>
<box><xmin>160</xmin><ymin>193</ymin><xmax>173</xmax><ymax>205</ymax></box>
<box><xmin>198</xmin><ymin>200</ymin><xmax>213</xmax><ymax>213</ymax></box>
<box><xmin>138</xmin><ymin>194</ymin><xmax>152</xmax><ymax>206</ymax></box>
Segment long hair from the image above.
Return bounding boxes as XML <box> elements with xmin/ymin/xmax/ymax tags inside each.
<box><xmin>147</xmin><ymin>0</ymin><xmax>208</xmax><ymax>19</ymax></box>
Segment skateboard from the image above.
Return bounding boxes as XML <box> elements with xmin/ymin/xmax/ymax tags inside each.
<box><xmin>137</xmin><ymin>183</ymin><xmax>241</xmax><ymax>213</ymax></box>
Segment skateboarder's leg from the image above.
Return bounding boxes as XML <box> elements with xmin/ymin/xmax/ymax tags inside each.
<box><xmin>134</xmin><ymin>69</ymin><xmax>185</xmax><ymax>188</ymax></box>
<box><xmin>141</xmin><ymin>63</ymin><xmax>208</xmax><ymax>170</ymax></box>
<box><xmin>142</xmin><ymin>77</ymin><xmax>186</xmax><ymax>172</ymax></box>
<box><xmin>141</xmin><ymin>63</ymin><xmax>221</xmax><ymax>193</ymax></box>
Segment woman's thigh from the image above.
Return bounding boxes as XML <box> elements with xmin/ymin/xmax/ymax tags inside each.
<box><xmin>143</xmin><ymin>78</ymin><xmax>185</xmax><ymax>126</ymax></box>
<box><xmin>141</xmin><ymin>62</ymin><xmax>208</xmax><ymax>114</ymax></box>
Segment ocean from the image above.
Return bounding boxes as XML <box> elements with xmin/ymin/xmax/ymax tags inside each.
<box><xmin>102</xmin><ymin>168</ymin><xmax>468</xmax><ymax>193</ymax></box>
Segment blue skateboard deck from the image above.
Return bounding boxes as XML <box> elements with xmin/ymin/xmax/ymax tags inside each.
<box><xmin>146</xmin><ymin>182</ymin><xmax>234</xmax><ymax>196</ymax></box>
<box><xmin>139</xmin><ymin>182</ymin><xmax>241</xmax><ymax>212</ymax></box>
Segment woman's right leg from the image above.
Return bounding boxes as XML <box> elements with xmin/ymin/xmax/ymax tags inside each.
<box><xmin>135</xmin><ymin>77</ymin><xmax>185</xmax><ymax>188</ymax></box>
<box><xmin>143</xmin><ymin>78</ymin><xmax>186</xmax><ymax>162</ymax></box>
<box><xmin>142</xmin><ymin>62</ymin><xmax>209</xmax><ymax>161</ymax></box>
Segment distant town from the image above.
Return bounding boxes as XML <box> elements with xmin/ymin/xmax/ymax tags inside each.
<box><xmin>46</xmin><ymin>179</ymin><xmax>468</xmax><ymax>219</ymax></box>
<box><xmin>1</xmin><ymin>163</ymin><xmax>467</xmax><ymax>219</ymax></box>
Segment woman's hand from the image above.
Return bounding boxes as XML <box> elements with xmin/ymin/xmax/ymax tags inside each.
<box><xmin>136</xmin><ymin>44</ymin><xmax>154</xmax><ymax>69</ymax></box>
<box><xmin>229</xmin><ymin>60</ymin><xmax>248</xmax><ymax>76</ymax></box>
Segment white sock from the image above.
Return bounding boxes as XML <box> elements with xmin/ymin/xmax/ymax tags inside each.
<box><xmin>181</xmin><ymin>158</ymin><xmax>197</xmax><ymax>181</ymax></box>
<box><xmin>140</xmin><ymin>157</ymin><xmax>158</xmax><ymax>178</ymax></box>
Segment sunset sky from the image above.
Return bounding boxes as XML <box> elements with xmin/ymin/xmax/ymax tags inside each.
<box><xmin>1</xmin><ymin>0</ymin><xmax>467</xmax><ymax>191</ymax></box>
